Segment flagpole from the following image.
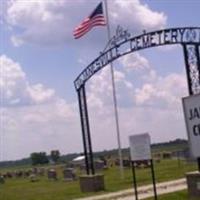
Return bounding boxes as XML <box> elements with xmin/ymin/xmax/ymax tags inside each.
<box><xmin>104</xmin><ymin>0</ymin><xmax>124</xmax><ymax>179</ymax></box>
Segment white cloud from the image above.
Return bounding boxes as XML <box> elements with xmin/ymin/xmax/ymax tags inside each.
<box><xmin>27</xmin><ymin>84</ymin><xmax>55</xmax><ymax>104</ymax></box>
<box><xmin>5</xmin><ymin>0</ymin><xmax>82</xmax><ymax>46</ymax></box>
<box><xmin>119</xmin><ymin>52</ymin><xmax>150</xmax><ymax>72</ymax></box>
<box><xmin>135</xmin><ymin>72</ymin><xmax>187</xmax><ymax>108</ymax></box>
<box><xmin>4</xmin><ymin>0</ymin><xmax>167</xmax><ymax>47</ymax></box>
<box><xmin>117</xmin><ymin>106</ymin><xmax>187</xmax><ymax>145</ymax></box>
<box><xmin>0</xmin><ymin>55</ymin><xmax>79</xmax><ymax>161</ymax></box>
<box><xmin>87</xmin><ymin>67</ymin><xmax>134</xmax><ymax>112</ymax></box>
<box><xmin>0</xmin><ymin>100</ymin><xmax>79</xmax><ymax>161</ymax></box>
<box><xmin>87</xmin><ymin>49</ymin><xmax>188</xmax><ymax>112</ymax></box>
<box><xmin>110</xmin><ymin>0</ymin><xmax>167</xmax><ymax>32</ymax></box>
<box><xmin>84</xmin><ymin>51</ymin><xmax>188</xmax><ymax>152</ymax></box>
<box><xmin>0</xmin><ymin>54</ymin><xmax>56</xmax><ymax>106</ymax></box>
<box><xmin>0</xmin><ymin>53</ymin><xmax>189</xmax><ymax>161</ymax></box>
<box><xmin>10</xmin><ymin>35</ymin><xmax>24</xmax><ymax>47</ymax></box>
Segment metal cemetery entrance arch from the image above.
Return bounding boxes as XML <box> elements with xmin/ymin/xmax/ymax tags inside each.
<box><xmin>74</xmin><ymin>27</ymin><xmax>200</xmax><ymax>175</ymax></box>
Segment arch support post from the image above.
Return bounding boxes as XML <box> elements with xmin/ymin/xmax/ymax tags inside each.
<box><xmin>77</xmin><ymin>85</ymin><xmax>95</xmax><ymax>175</ymax></box>
<box><xmin>183</xmin><ymin>44</ymin><xmax>200</xmax><ymax>95</ymax></box>
<box><xmin>183</xmin><ymin>44</ymin><xmax>200</xmax><ymax>174</ymax></box>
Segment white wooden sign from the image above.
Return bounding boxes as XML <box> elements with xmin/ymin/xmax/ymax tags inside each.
<box><xmin>129</xmin><ymin>133</ymin><xmax>151</xmax><ymax>161</ymax></box>
<box><xmin>182</xmin><ymin>93</ymin><xmax>200</xmax><ymax>158</ymax></box>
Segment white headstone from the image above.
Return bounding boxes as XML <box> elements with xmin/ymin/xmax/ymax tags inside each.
<box><xmin>129</xmin><ymin>133</ymin><xmax>151</xmax><ymax>161</ymax></box>
<box><xmin>182</xmin><ymin>94</ymin><xmax>200</xmax><ymax>158</ymax></box>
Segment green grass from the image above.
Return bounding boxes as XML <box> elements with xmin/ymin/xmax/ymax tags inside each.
<box><xmin>145</xmin><ymin>190</ymin><xmax>199</xmax><ymax>200</ymax></box>
<box><xmin>0</xmin><ymin>159</ymin><xmax>197</xmax><ymax>200</ymax></box>
<box><xmin>152</xmin><ymin>143</ymin><xmax>188</xmax><ymax>154</ymax></box>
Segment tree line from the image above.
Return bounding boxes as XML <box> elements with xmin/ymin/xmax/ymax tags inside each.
<box><xmin>30</xmin><ymin>150</ymin><xmax>60</xmax><ymax>165</ymax></box>
<box><xmin>0</xmin><ymin>139</ymin><xmax>188</xmax><ymax>168</ymax></box>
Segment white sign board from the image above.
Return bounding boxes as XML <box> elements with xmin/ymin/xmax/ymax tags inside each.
<box><xmin>182</xmin><ymin>93</ymin><xmax>200</xmax><ymax>158</ymax></box>
<box><xmin>129</xmin><ymin>133</ymin><xmax>151</xmax><ymax>161</ymax></box>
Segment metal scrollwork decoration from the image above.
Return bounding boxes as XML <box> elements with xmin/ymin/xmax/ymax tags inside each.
<box><xmin>75</xmin><ymin>26</ymin><xmax>200</xmax><ymax>176</ymax></box>
<box><xmin>103</xmin><ymin>25</ymin><xmax>131</xmax><ymax>52</ymax></box>
<box><xmin>110</xmin><ymin>25</ymin><xmax>131</xmax><ymax>46</ymax></box>
<box><xmin>185</xmin><ymin>29</ymin><xmax>197</xmax><ymax>43</ymax></box>
<box><xmin>186</xmin><ymin>45</ymin><xmax>200</xmax><ymax>94</ymax></box>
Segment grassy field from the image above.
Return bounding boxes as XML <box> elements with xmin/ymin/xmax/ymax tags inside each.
<box><xmin>146</xmin><ymin>190</ymin><xmax>188</xmax><ymax>200</ymax></box>
<box><xmin>0</xmin><ymin>159</ymin><xmax>197</xmax><ymax>200</ymax></box>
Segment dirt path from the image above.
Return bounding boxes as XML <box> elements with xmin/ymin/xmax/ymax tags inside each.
<box><xmin>75</xmin><ymin>178</ymin><xmax>186</xmax><ymax>200</ymax></box>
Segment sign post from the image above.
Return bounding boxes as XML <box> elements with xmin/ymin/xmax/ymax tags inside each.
<box><xmin>182</xmin><ymin>94</ymin><xmax>200</xmax><ymax>172</ymax></box>
<box><xmin>129</xmin><ymin>133</ymin><xmax>157</xmax><ymax>200</ymax></box>
<box><xmin>150</xmin><ymin>159</ymin><xmax>158</xmax><ymax>200</ymax></box>
<box><xmin>131</xmin><ymin>161</ymin><xmax>138</xmax><ymax>200</ymax></box>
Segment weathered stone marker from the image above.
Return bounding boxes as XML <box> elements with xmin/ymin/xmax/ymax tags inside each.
<box><xmin>47</xmin><ymin>169</ymin><xmax>57</xmax><ymax>181</ymax></box>
<box><xmin>63</xmin><ymin>168</ymin><xmax>76</xmax><ymax>181</ymax></box>
<box><xmin>186</xmin><ymin>171</ymin><xmax>200</xmax><ymax>199</ymax></box>
<box><xmin>79</xmin><ymin>174</ymin><xmax>104</xmax><ymax>192</ymax></box>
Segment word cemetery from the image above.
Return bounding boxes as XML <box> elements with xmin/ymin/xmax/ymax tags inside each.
<box><xmin>74</xmin><ymin>27</ymin><xmax>200</xmax><ymax>90</ymax></box>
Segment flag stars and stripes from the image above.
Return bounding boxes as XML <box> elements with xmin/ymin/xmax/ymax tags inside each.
<box><xmin>73</xmin><ymin>2</ymin><xmax>106</xmax><ymax>39</ymax></box>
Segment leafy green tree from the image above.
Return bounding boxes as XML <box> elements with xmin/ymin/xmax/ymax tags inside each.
<box><xmin>50</xmin><ymin>150</ymin><xmax>60</xmax><ymax>163</ymax></box>
<box><xmin>30</xmin><ymin>152</ymin><xmax>49</xmax><ymax>165</ymax></box>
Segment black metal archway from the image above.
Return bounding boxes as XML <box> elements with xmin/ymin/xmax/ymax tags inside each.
<box><xmin>74</xmin><ymin>26</ymin><xmax>200</xmax><ymax>175</ymax></box>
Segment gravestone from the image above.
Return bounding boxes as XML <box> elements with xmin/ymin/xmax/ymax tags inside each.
<box><xmin>99</xmin><ymin>157</ymin><xmax>108</xmax><ymax>168</ymax></box>
<box><xmin>162</xmin><ymin>152</ymin><xmax>172</xmax><ymax>159</ymax></box>
<box><xmin>135</xmin><ymin>160</ymin><xmax>150</xmax><ymax>169</ymax></box>
<box><xmin>186</xmin><ymin>171</ymin><xmax>200</xmax><ymax>199</ymax></box>
<box><xmin>32</xmin><ymin>167</ymin><xmax>38</xmax><ymax>174</ymax></box>
<box><xmin>0</xmin><ymin>176</ymin><xmax>5</xmax><ymax>184</ymax></box>
<box><xmin>95</xmin><ymin>160</ymin><xmax>104</xmax><ymax>171</ymax></box>
<box><xmin>123</xmin><ymin>159</ymin><xmax>131</xmax><ymax>167</ymax></box>
<box><xmin>79</xmin><ymin>174</ymin><xmax>104</xmax><ymax>192</ymax></box>
<box><xmin>63</xmin><ymin>168</ymin><xmax>76</xmax><ymax>181</ymax></box>
<box><xmin>47</xmin><ymin>169</ymin><xmax>57</xmax><ymax>181</ymax></box>
<box><xmin>29</xmin><ymin>174</ymin><xmax>39</xmax><ymax>182</ymax></box>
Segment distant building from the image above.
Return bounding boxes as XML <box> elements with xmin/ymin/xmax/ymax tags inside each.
<box><xmin>71</xmin><ymin>155</ymin><xmax>85</xmax><ymax>166</ymax></box>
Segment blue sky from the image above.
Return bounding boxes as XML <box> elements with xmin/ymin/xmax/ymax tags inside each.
<box><xmin>1</xmin><ymin>0</ymin><xmax>200</xmax><ymax>161</ymax></box>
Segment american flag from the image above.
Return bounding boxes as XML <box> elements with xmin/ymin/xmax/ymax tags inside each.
<box><xmin>73</xmin><ymin>2</ymin><xmax>106</xmax><ymax>39</ymax></box>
